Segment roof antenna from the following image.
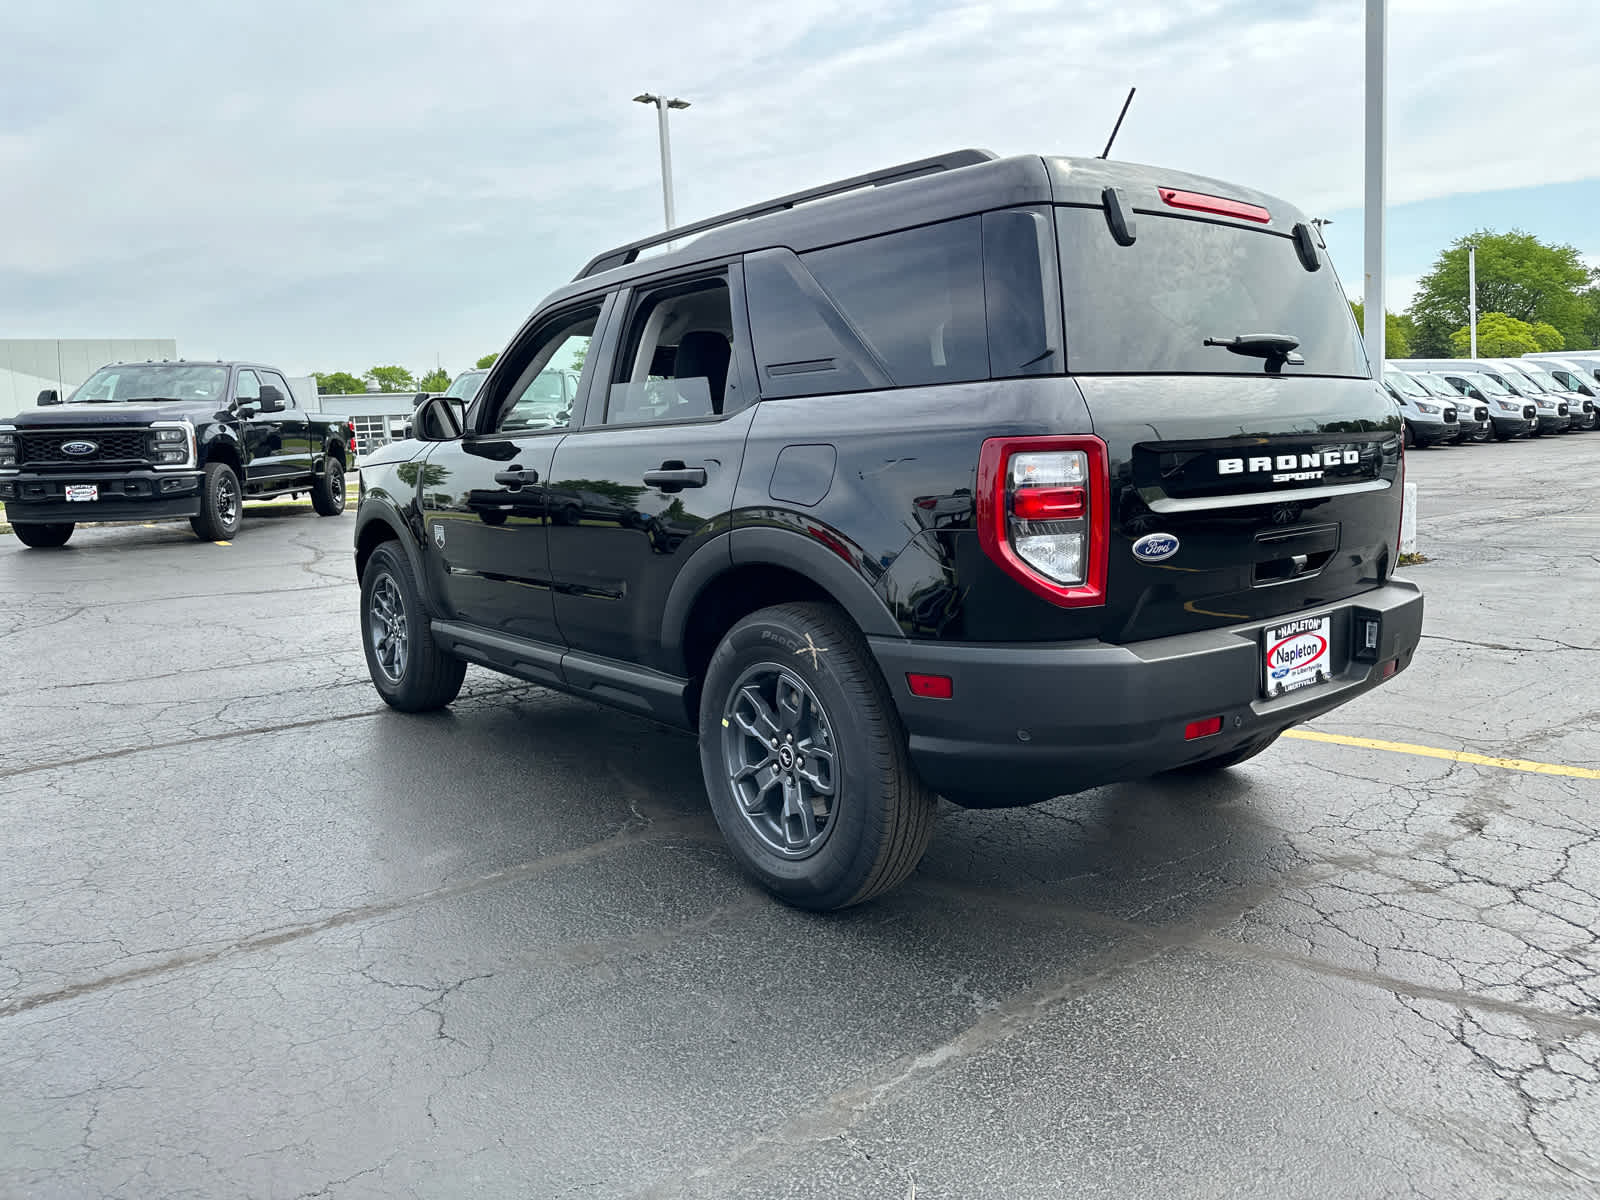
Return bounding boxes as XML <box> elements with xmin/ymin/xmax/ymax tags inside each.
<box><xmin>1099</xmin><ymin>87</ymin><xmax>1136</xmax><ymax>159</ymax></box>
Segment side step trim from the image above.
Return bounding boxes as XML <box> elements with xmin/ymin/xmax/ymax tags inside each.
<box><xmin>431</xmin><ymin>620</ymin><xmax>693</xmax><ymax>729</ymax></box>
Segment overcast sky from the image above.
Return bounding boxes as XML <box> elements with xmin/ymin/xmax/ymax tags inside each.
<box><xmin>2</xmin><ymin>0</ymin><xmax>1595</xmax><ymax>379</ymax></box>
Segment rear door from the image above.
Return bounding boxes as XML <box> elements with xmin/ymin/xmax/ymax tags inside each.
<box><xmin>546</xmin><ymin>266</ymin><xmax>757</xmax><ymax>674</ymax></box>
<box><xmin>1052</xmin><ymin>199</ymin><xmax>1401</xmax><ymax>644</ymax></box>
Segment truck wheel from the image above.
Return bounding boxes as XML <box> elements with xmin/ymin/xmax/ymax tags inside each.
<box><xmin>1402</xmin><ymin>423</ymin><xmax>1415</xmax><ymax>450</ymax></box>
<box><xmin>1170</xmin><ymin>733</ymin><xmax>1280</xmax><ymax>774</ymax></box>
<box><xmin>360</xmin><ymin>542</ymin><xmax>465</xmax><ymax>711</ymax></box>
<box><xmin>190</xmin><ymin>463</ymin><xmax>242</xmax><ymax>541</ymax></box>
<box><xmin>312</xmin><ymin>457</ymin><xmax>346</xmax><ymax>516</ymax></box>
<box><xmin>12</xmin><ymin>522</ymin><xmax>75</xmax><ymax>549</ymax></box>
<box><xmin>698</xmin><ymin>602</ymin><xmax>936</xmax><ymax>910</ymax></box>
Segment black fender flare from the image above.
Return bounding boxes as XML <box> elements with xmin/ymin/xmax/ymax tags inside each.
<box><xmin>659</xmin><ymin>526</ymin><xmax>904</xmax><ymax>670</ymax></box>
<box><xmin>353</xmin><ymin>500</ymin><xmax>437</xmax><ymax>611</ymax></box>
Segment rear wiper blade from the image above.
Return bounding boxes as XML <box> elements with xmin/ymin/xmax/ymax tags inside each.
<box><xmin>1203</xmin><ymin>333</ymin><xmax>1304</xmax><ymax>369</ymax></box>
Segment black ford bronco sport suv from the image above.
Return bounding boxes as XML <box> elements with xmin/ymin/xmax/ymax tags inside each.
<box><xmin>1</xmin><ymin>360</ymin><xmax>353</xmax><ymax>547</ymax></box>
<box><xmin>354</xmin><ymin>150</ymin><xmax>1424</xmax><ymax>910</ymax></box>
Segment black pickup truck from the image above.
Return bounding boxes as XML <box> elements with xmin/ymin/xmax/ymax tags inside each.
<box><xmin>0</xmin><ymin>360</ymin><xmax>354</xmax><ymax>547</ymax></box>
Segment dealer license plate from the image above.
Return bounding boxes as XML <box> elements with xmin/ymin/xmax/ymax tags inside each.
<box><xmin>65</xmin><ymin>484</ymin><xmax>98</xmax><ymax>503</ymax></box>
<box><xmin>1262</xmin><ymin>615</ymin><xmax>1333</xmax><ymax>697</ymax></box>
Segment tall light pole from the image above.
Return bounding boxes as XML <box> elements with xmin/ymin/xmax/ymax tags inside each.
<box><xmin>633</xmin><ymin>93</ymin><xmax>690</xmax><ymax>231</ymax></box>
<box><xmin>1468</xmin><ymin>242</ymin><xmax>1478</xmax><ymax>358</ymax></box>
<box><xmin>1363</xmin><ymin>0</ymin><xmax>1387</xmax><ymax>372</ymax></box>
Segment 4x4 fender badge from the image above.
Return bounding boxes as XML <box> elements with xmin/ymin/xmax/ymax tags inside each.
<box><xmin>1131</xmin><ymin>532</ymin><xmax>1180</xmax><ymax>563</ymax></box>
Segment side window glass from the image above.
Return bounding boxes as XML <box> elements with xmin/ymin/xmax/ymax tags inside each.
<box><xmin>236</xmin><ymin>370</ymin><xmax>261</xmax><ymax>401</ymax></box>
<box><xmin>607</xmin><ymin>277</ymin><xmax>735</xmax><ymax>424</ymax></box>
<box><xmin>982</xmin><ymin>209</ymin><xmax>1062</xmax><ymax>378</ymax></box>
<box><xmin>801</xmin><ymin>216</ymin><xmax>987</xmax><ymax>388</ymax></box>
<box><xmin>491</xmin><ymin>306</ymin><xmax>600</xmax><ymax>435</ymax></box>
<box><xmin>264</xmin><ymin>371</ymin><xmax>294</xmax><ymax>407</ymax></box>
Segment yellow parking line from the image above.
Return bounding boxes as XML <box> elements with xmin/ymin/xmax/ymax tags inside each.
<box><xmin>213</xmin><ymin>540</ymin><xmax>231</xmax><ymax>547</ymax></box>
<box><xmin>1284</xmin><ymin>729</ymin><xmax>1600</xmax><ymax>780</ymax></box>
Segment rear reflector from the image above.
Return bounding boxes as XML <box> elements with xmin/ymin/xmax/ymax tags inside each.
<box><xmin>1380</xmin><ymin>659</ymin><xmax>1399</xmax><ymax>679</ymax></box>
<box><xmin>1184</xmin><ymin>716</ymin><xmax>1223</xmax><ymax>741</ymax></box>
<box><xmin>1159</xmin><ymin>187</ymin><xmax>1270</xmax><ymax>224</ymax></box>
<box><xmin>906</xmin><ymin>673</ymin><xmax>953</xmax><ymax>699</ymax></box>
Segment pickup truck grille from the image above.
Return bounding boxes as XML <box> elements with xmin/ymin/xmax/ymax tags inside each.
<box><xmin>16</xmin><ymin>429</ymin><xmax>151</xmax><ymax>467</ymax></box>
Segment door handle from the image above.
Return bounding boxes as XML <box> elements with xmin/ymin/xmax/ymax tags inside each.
<box><xmin>494</xmin><ymin>468</ymin><xmax>540</xmax><ymax>487</ymax></box>
<box><xmin>642</xmin><ymin>464</ymin><xmax>707</xmax><ymax>490</ymax></box>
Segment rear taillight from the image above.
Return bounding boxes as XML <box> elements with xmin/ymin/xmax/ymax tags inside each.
<box><xmin>977</xmin><ymin>436</ymin><xmax>1108</xmax><ymax>608</ymax></box>
<box><xmin>348</xmin><ymin>422</ymin><xmax>357</xmax><ymax>454</ymax></box>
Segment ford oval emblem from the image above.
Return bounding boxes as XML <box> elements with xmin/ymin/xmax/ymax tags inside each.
<box><xmin>1131</xmin><ymin>532</ymin><xmax>1180</xmax><ymax>563</ymax></box>
<box><xmin>61</xmin><ymin>440</ymin><xmax>98</xmax><ymax>456</ymax></box>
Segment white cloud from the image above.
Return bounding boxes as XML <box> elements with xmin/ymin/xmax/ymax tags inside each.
<box><xmin>0</xmin><ymin>0</ymin><xmax>1594</xmax><ymax>373</ymax></box>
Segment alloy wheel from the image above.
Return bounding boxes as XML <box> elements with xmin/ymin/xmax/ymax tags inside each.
<box><xmin>720</xmin><ymin>665</ymin><xmax>840</xmax><ymax>858</ymax></box>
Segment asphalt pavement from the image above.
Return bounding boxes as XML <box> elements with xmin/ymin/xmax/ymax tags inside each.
<box><xmin>1</xmin><ymin>441</ymin><xmax>1597</xmax><ymax>1199</ymax></box>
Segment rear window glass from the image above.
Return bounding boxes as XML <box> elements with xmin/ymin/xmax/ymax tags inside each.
<box><xmin>802</xmin><ymin>218</ymin><xmax>988</xmax><ymax>387</ymax></box>
<box><xmin>1055</xmin><ymin>207</ymin><xmax>1368</xmax><ymax>377</ymax></box>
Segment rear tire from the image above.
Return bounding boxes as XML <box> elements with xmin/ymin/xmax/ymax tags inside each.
<box><xmin>190</xmin><ymin>462</ymin><xmax>242</xmax><ymax>541</ymax></box>
<box><xmin>1170</xmin><ymin>733</ymin><xmax>1280</xmax><ymax>774</ymax></box>
<box><xmin>12</xmin><ymin>522</ymin><xmax>74</xmax><ymax>548</ymax></box>
<box><xmin>360</xmin><ymin>542</ymin><xmax>465</xmax><ymax>711</ymax></box>
<box><xmin>312</xmin><ymin>456</ymin><xmax>346</xmax><ymax>516</ymax></box>
<box><xmin>698</xmin><ymin>602</ymin><xmax>936</xmax><ymax>910</ymax></box>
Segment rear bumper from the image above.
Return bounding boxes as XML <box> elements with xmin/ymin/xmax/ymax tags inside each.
<box><xmin>869</xmin><ymin>581</ymin><xmax>1424</xmax><ymax>805</ymax></box>
<box><xmin>0</xmin><ymin>470</ymin><xmax>202</xmax><ymax>523</ymax></box>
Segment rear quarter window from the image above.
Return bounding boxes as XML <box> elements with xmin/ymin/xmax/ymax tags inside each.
<box><xmin>1055</xmin><ymin>207</ymin><xmax>1368</xmax><ymax>378</ymax></box>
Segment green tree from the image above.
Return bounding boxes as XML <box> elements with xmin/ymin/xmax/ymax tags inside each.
<box><xmin>1449</xmin><ymin>312</ymin><xmax>1542</xmax><ymax>358</ymax></box>
<box><xmin>1410</xmin><ymin>230</ymin><xmax>1593</xmax><ymax>350</ymax></box>
<box><xmin>1530</xmin><ymin>322</ymin><xmax>1565</xmax><ymax>352</ymax></box>
<box><xmin>475</xmin><ymin>353</ymin><xmax>500</xmax><ymax>369</ymax></box>
<box><xmin>313</xmin><ymin>370</ymin><xmax>367</xmax><ymax>394</ymax></box>
<box><xmin>418</xmin><ymin>367</ymin><xmax>451</xmax><ymax>393</ymax></box>
<box><xmin>366</xmin><ymin>365</ymin><xmax>417</xmax><ymax>392</ymax></box>
<box><xmin>1349</xmin><ymin>302</ymin><xmax>1412</xmax><ymax>359</ymax></box>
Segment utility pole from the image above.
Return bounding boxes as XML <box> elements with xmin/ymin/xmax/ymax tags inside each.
<box><xmin>633</xmin><ymin>93</ymin><xmax>691</xmax><ymax>231</ymax></box>
<box><xmin>1363</xmin><ymin>0</ymin><xmax>1387</xmax><ymax>372</ymax></box>
<box><xmin>1468</xmin><ymin>243</ymin><xmax>1478</xmax><ymax>358</ymax></box>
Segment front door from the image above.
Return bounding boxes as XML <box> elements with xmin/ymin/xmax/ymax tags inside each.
<box><xmin>262</xmin><ymin>369</ymin><xmax>313</xmax><ymax>476</ymax></box>
<box><xmin>418</xmin><ymin>300</ymin><xmax>607</xmax><ymax>650</ymax></box>
<box><xmin>236</xmin><ymin>368</ymin><xmax>289</xmax><ymax>484</ymax></box>
<box><xmin>547</xmin><ymin>268</ymin><xmax>756</xmax><ymax>674</ymax></box>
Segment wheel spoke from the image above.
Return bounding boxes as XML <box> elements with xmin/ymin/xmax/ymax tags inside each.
<box><xmin>733</xmin><ymin>686</ymin><xmax>782</xmax><ymax>743</ymax></box>
<box><xmin>779</xmin><ymin>777</ymin><xmax>818</xmax><ymax>848</ymax></box>
<box><xmin>776</xmin><ymin>676</ymin><xmax>807</xmax><ymax>732</ymax></box>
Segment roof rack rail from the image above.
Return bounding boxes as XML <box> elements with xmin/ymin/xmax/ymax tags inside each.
<box><xmin>575</xmin><ymin>148</ymin><xmax>998</xmax><ymax>280</ymax></box>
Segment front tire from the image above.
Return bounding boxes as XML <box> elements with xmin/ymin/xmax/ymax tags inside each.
<box><xmin>12</xmin><ymin>522</ymin><xmax>74</xmax><ymax>548</ymax></box>
<box><xmin>698</xmin><ymin>602</ymin><xmax>936</xmax><ymax>910</ymax></box>
<box><xmin>312</xmin><ymin>456</ymin><xmax>346</xmax><ymax>516</ymax></box>
<box><xmin>360</xmin><ymin>543</ymin><xmax>465</xmax><ymax>711</ymax></box>
<box><xmin>190</xmin><ymin>462</ymin><xmax>242</xmax><ymax>541</ymax></box>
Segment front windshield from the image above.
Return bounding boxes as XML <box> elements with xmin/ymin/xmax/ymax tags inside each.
<box><xmin>1517</xmin><ymin>365</ymin><xmax>1565</xmax><ymax>392</ymax></box>
<box><xmin>1384</xmin><ymin>371</ymin><xmax>1429</xmax><ymax>398</ymax></box>
<box><xmin>445</xmin><ymin>370</ymin><xmax>487</xmax><ymax>401</ymax></box>
<box><xmin>69</xmin><ymin>364</ymin><xmax>230</xmax><ymax>404</ymax></box>
<box><xmin>1461</xmin><ymin>371</ymin><xmax>1511</xmax><ymax>396</ymax></box>
<box><xmin>1500</xmin><ymin>368</ymin><xmax>1546</xmax><ymax>394</ymax></box>
<box><xmin>1412</xmin><ymin>373</ymin><xmax>1458</xmax><ymax>399</ymax></box>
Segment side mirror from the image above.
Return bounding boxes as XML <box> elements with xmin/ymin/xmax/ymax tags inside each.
<box><xmin>257</xmin><ymin>385</ymin><xmax>286</xmax><ymax>413</ymax></box>
<box><xmin>37</xmin><ymin>389</ymin><xmax>61</xmax><ymax>406</ymax></box>
<box><xmin>413</xmin><ymin>394</ymin><xmax>465</xmax><ymax>442</ymax></box>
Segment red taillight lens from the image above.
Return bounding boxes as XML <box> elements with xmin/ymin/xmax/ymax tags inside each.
<box><xmin>1184</xmin><ymin>716</ymin><xmax>1223</xmax><ymax>741</ymax></box>
<box><xmin>977</xmin><ymin>436</ymin><xmax>1109</xmax><ymax>608</ymax></box>
<box><xmin>906</xmin><ymin>673</ymin><xmax>953</xmax><ymax>699</ymax></box>
<box><xmin>348</xmin><ymin>422</ymin><xmax>357</xmax><ymax>453</ymax></box>
<box><xmin>1159</xmin><ymin>187</ymin><xmax>1270</xmax><ymax>224</ymax></box>
<box><xmin>1010</xmin><ymin>486</ymin><xmax>1086</xmax><ymax>522</ymax></box>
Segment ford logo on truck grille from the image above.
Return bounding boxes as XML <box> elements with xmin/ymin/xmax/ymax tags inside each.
<box><xmin>61</xmin><ymin>440</ymin><xmax>98</xmax><ymax>456</ymax></box>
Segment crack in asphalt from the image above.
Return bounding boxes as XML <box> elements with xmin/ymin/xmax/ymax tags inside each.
<box><xmin>0</xmin><ymin>814</ymin><xmax>720</xmax><ymax>1020</ymax></box>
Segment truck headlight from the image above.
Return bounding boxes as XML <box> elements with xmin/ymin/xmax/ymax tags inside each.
<box><xmin>150</xmin><ymin>423</ymin><xmax>195</xmax><ymax>468</ymax></box>
<box><xmin>0</xmin><ymin>430</ymin><xmax>15</xmax><ymax>470</ymax></box>
<box><xmin>1414</xmin><ymin>402</ymin><xmax>1440</xmax><ymax>415</ymax></box>
<box><xmin>1494</xmin><ymin>400</ymin><xmax>1520</xmax><ymax>413</ymax></box>
<box><xmin>154</xmin><ymin>428</ymin><xmax>186</xmax><ymax>443</ymax></box>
